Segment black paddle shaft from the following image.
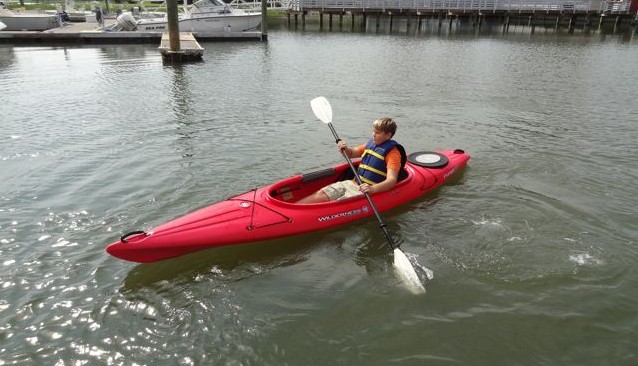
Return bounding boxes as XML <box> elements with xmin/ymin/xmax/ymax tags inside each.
<box><xmin>327</xmin><ymin>123</ymin><xmax>397</xmax><ymax>250</ymax></box>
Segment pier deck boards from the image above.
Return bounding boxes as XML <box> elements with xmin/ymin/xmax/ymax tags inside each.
<box><xmin>159</xmin><ymin>32</ymin><xmax>204</xmax><ymax>61</ymax></box>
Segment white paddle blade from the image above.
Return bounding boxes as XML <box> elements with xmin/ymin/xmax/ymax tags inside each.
<box><xmin>393</xmin><ymin>248</ymin><xmax>426</xmax><ymax>294</ymax></box>
<box><xmin>310</xmin><ymin>96</ymin><xmax>333</xmax><ymax>124</ymax></box>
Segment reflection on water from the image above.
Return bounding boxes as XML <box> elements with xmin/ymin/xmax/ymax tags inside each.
<box><xmin>167</xmin><ymin>64</ymin><xmax>199</xmax><ymax>162</ymax></box>
<box><xmin>98</xmin><ymin>44</ymin><xmax>156</xmax><ymax>60</ymax></box>
<box><xmin>121</xmin><ymin>233</ymin><xmax>321</xmax><ymax>290</ymax></box>
<box><xmin>168</xmin><ymin>64</ymin><xmax>194</xmax><ymax>121</ymax></box>
<box><xmin>0</xmin><ymin>47</ymin><xmax>16</xmax><ymax>69</ymax></box>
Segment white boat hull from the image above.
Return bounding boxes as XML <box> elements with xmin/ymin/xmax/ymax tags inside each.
<box><xmin>136</xmin><ymin>13</ymin><xmax>261</xmax><ymax>33</ymax></box>
<box><xmin>0</xmin><ymin>14</ymin><xmax>61</xmax><ymax>31</ymax></box>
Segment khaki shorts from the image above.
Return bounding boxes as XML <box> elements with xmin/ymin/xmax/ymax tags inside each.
<box><xmin>322</xmin><ymin>180</ymin><xmax>363</xmax><ymax>201</ymax></box>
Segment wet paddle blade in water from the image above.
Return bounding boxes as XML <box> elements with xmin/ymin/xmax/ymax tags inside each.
<box><xmin>393</xmin><ymin>248</ymin><xmax>426</xmax><ymax>294</ymax></box>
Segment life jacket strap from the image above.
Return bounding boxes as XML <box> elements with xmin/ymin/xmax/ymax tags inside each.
<box><xmin>359</xmin><ymin>163</ymin><xmax>387</xmax><ymax>178</ymax></box>
<box><xmin>359</xmin><ymin>176</ymin><xmax>377</xmax><ymax>185</ymax></box>
<box><xmin>361</xmin><ymin>149</ymin><xmax>385</xmax><ymax>161</ymax></box>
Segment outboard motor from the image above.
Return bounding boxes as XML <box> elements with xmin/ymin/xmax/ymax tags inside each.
<box><xmin>113</xmin><ymin>12</ymin><xmax>138</xmax><ymax>31</ymax></box>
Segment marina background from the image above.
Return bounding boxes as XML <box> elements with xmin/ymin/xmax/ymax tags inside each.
<box><xmin>1</xmin><ymin>24</ymin><xmax>637</xmax><ymax>364</ymax></box>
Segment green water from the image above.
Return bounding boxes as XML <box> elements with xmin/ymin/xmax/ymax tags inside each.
<box><xmin>1</xmin><ymin>28</ymin><xmax>637</xmax><ymax>365</ymax></box>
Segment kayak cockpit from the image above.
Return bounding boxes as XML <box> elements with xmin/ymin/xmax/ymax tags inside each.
<box><xmin>268</xmin><ymin>164</ymin><xmax>349</xmax><ymax>204</ymax></box>
<box><xmin>267</xmin><ymin>161</ymin><xmax>412</xmax><ymax>205</ymax></box>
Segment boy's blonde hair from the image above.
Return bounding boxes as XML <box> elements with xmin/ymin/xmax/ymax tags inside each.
<box><xmin>373</xmin><ymin>117</ymin><xmax>397</xmax><ymax>137</ymax></box>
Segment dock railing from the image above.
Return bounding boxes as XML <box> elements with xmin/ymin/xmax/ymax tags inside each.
<box><xmin>285</xmin><ymin>0</ymin><xmax>632</xmax><ymax>13</ymax></box>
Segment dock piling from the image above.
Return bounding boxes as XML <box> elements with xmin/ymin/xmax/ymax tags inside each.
<box><xmin>614</xmin><ymin>15</ymin><xmax>621</xmax><ymax>33</ymax></box>
<box><xmin>166</xmin><ymin>0</ymin><xmax>180</xmax><ymax>52</ymax></box>
<box><xmin>389</xmin><ymin>12</ymin><xmax>393</xmax><ymax>32</ymax></box>
<box><xmin>568</xmin><ymin>15</ymin><xmax>575</xmax><ymax>33</ymax></box>
<box><xmin>261</xmin><ymin>0</ymin><xmax>267</xmax><ymax>40</ymax></box>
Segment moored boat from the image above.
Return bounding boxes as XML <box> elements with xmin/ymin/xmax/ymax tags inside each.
<box><xmin>106</xmin><ymin>149</ymin><xmax>470</xmax><ymax>263</ymax></box>
<box><xmin>0</xmin><ymin>9</ymin><xmax>62</xmax><ymax>31</ymax></box>
<box><xmin>110</xmin><ymin>0</ymin><xmax>261</xmax><ymax>33</ymax></box>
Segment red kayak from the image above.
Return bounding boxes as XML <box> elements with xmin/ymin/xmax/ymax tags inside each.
<box><xmin>106</xmin><ymin>149</ymin><xmax>470</xmax><ymax>263</ymax></box>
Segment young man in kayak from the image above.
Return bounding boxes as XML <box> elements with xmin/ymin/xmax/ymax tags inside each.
<box><xmin>298</xmin><ymin>117</ymin><xmax>404</xmax><ymax>204</ymax></box>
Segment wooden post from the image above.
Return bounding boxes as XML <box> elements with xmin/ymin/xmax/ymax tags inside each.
<box><xmin>389</xmin><ymin>12</ymin><xmax>393</xmax><ymax>32</ymax></box>
<box><xmin>613</xmin><ymin>15</ymin><xmax>620</xmax><ymax>33</ymax></box>
<box><xmin>319</xmin><ymin>13</ymin><xmax>324</xmax><ymax>30</ymax></box>
<box><xmin>568</xmin><ymin>15</ymin><xmax>575</xmax><ymax>33</ymax></box>
<box><xmin>503</xmin><ymin>13</ymin><xmax>510</xmax><ymax>33</ymax></box>
<box><xmin>531</xmin><ymin>17</ymin><xmax>535</xmax><ymax>34</ymax></box>
<box><xmin>339</xmin><ymin>13</ymin><xmax>343</xmax><ymax>28</ymax></box>
<box><xmin>555</xmin><ymin>15</ymin><xmax>560</xmax><ymax>31</ymax></box>
<box><xmin>166</xmin><ymin>0</ymin><xmax>180</xmax><ymax>52</ymax></box>
<box><xmin>598</xmin><ymin>14</ymin><xmax>604</xmax><ymax>30</ymax></box>
<box><xmin>351</xmin><ymin>13</ymin><xmax>355</xmax><ymax>30</ymax></box>
<box><xmin>261</xmin><ymin>0</ymin><xmax>267</xmax><ymax>40</ymax></box>
<box><xmin>329</xmin><ymin>13</ymin><xmax>333</xmax><ymax>30</ymax></box>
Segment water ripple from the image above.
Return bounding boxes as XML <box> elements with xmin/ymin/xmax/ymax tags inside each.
<box><xmin>1</xmin><ymin>31</ymin><xmax>637</xmax><ymax>365</ymax></box>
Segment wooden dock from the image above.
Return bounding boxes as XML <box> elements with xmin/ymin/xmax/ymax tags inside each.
<box><xmin>0</xmin><ymin>21</ymin><xmax>263</xmax><ymax>44</ymax></box>
<box><xmin>159</xmin><ymin>32</ymin><xmax>204</xmax><ymax>62</ymax></box>
<box><xmin>286</xmin><ymin>0</ymin><xmax>636</xmax><ymax>14</ymax></box>
<box><xmin>285</xmin><ymin>0</ymin><xmax>637</xmax><ymax>32</ymax></box>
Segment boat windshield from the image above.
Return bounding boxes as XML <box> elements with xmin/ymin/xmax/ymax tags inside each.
<box><xmin>192</xmin><ymin>0</ymin><xmax>225</xmax><ymax>8</ymax></box>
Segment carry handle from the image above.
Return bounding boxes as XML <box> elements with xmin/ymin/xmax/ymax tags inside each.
<box><xmin>120</xmin><ymin>230</ymin><xmax>147</xmax><ymax>243</ymax></box>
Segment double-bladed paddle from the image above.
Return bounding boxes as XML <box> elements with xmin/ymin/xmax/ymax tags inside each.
<box><xmin>310</xmin><ymin>96</ymin><xmax>426</xmax><ymax>294</ymax></box>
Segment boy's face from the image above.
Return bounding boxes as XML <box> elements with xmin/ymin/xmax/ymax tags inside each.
<box><xmin>372</xmin><ymin>128</ymin><xmax>393</xmax><ymax>145</ymax></box>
